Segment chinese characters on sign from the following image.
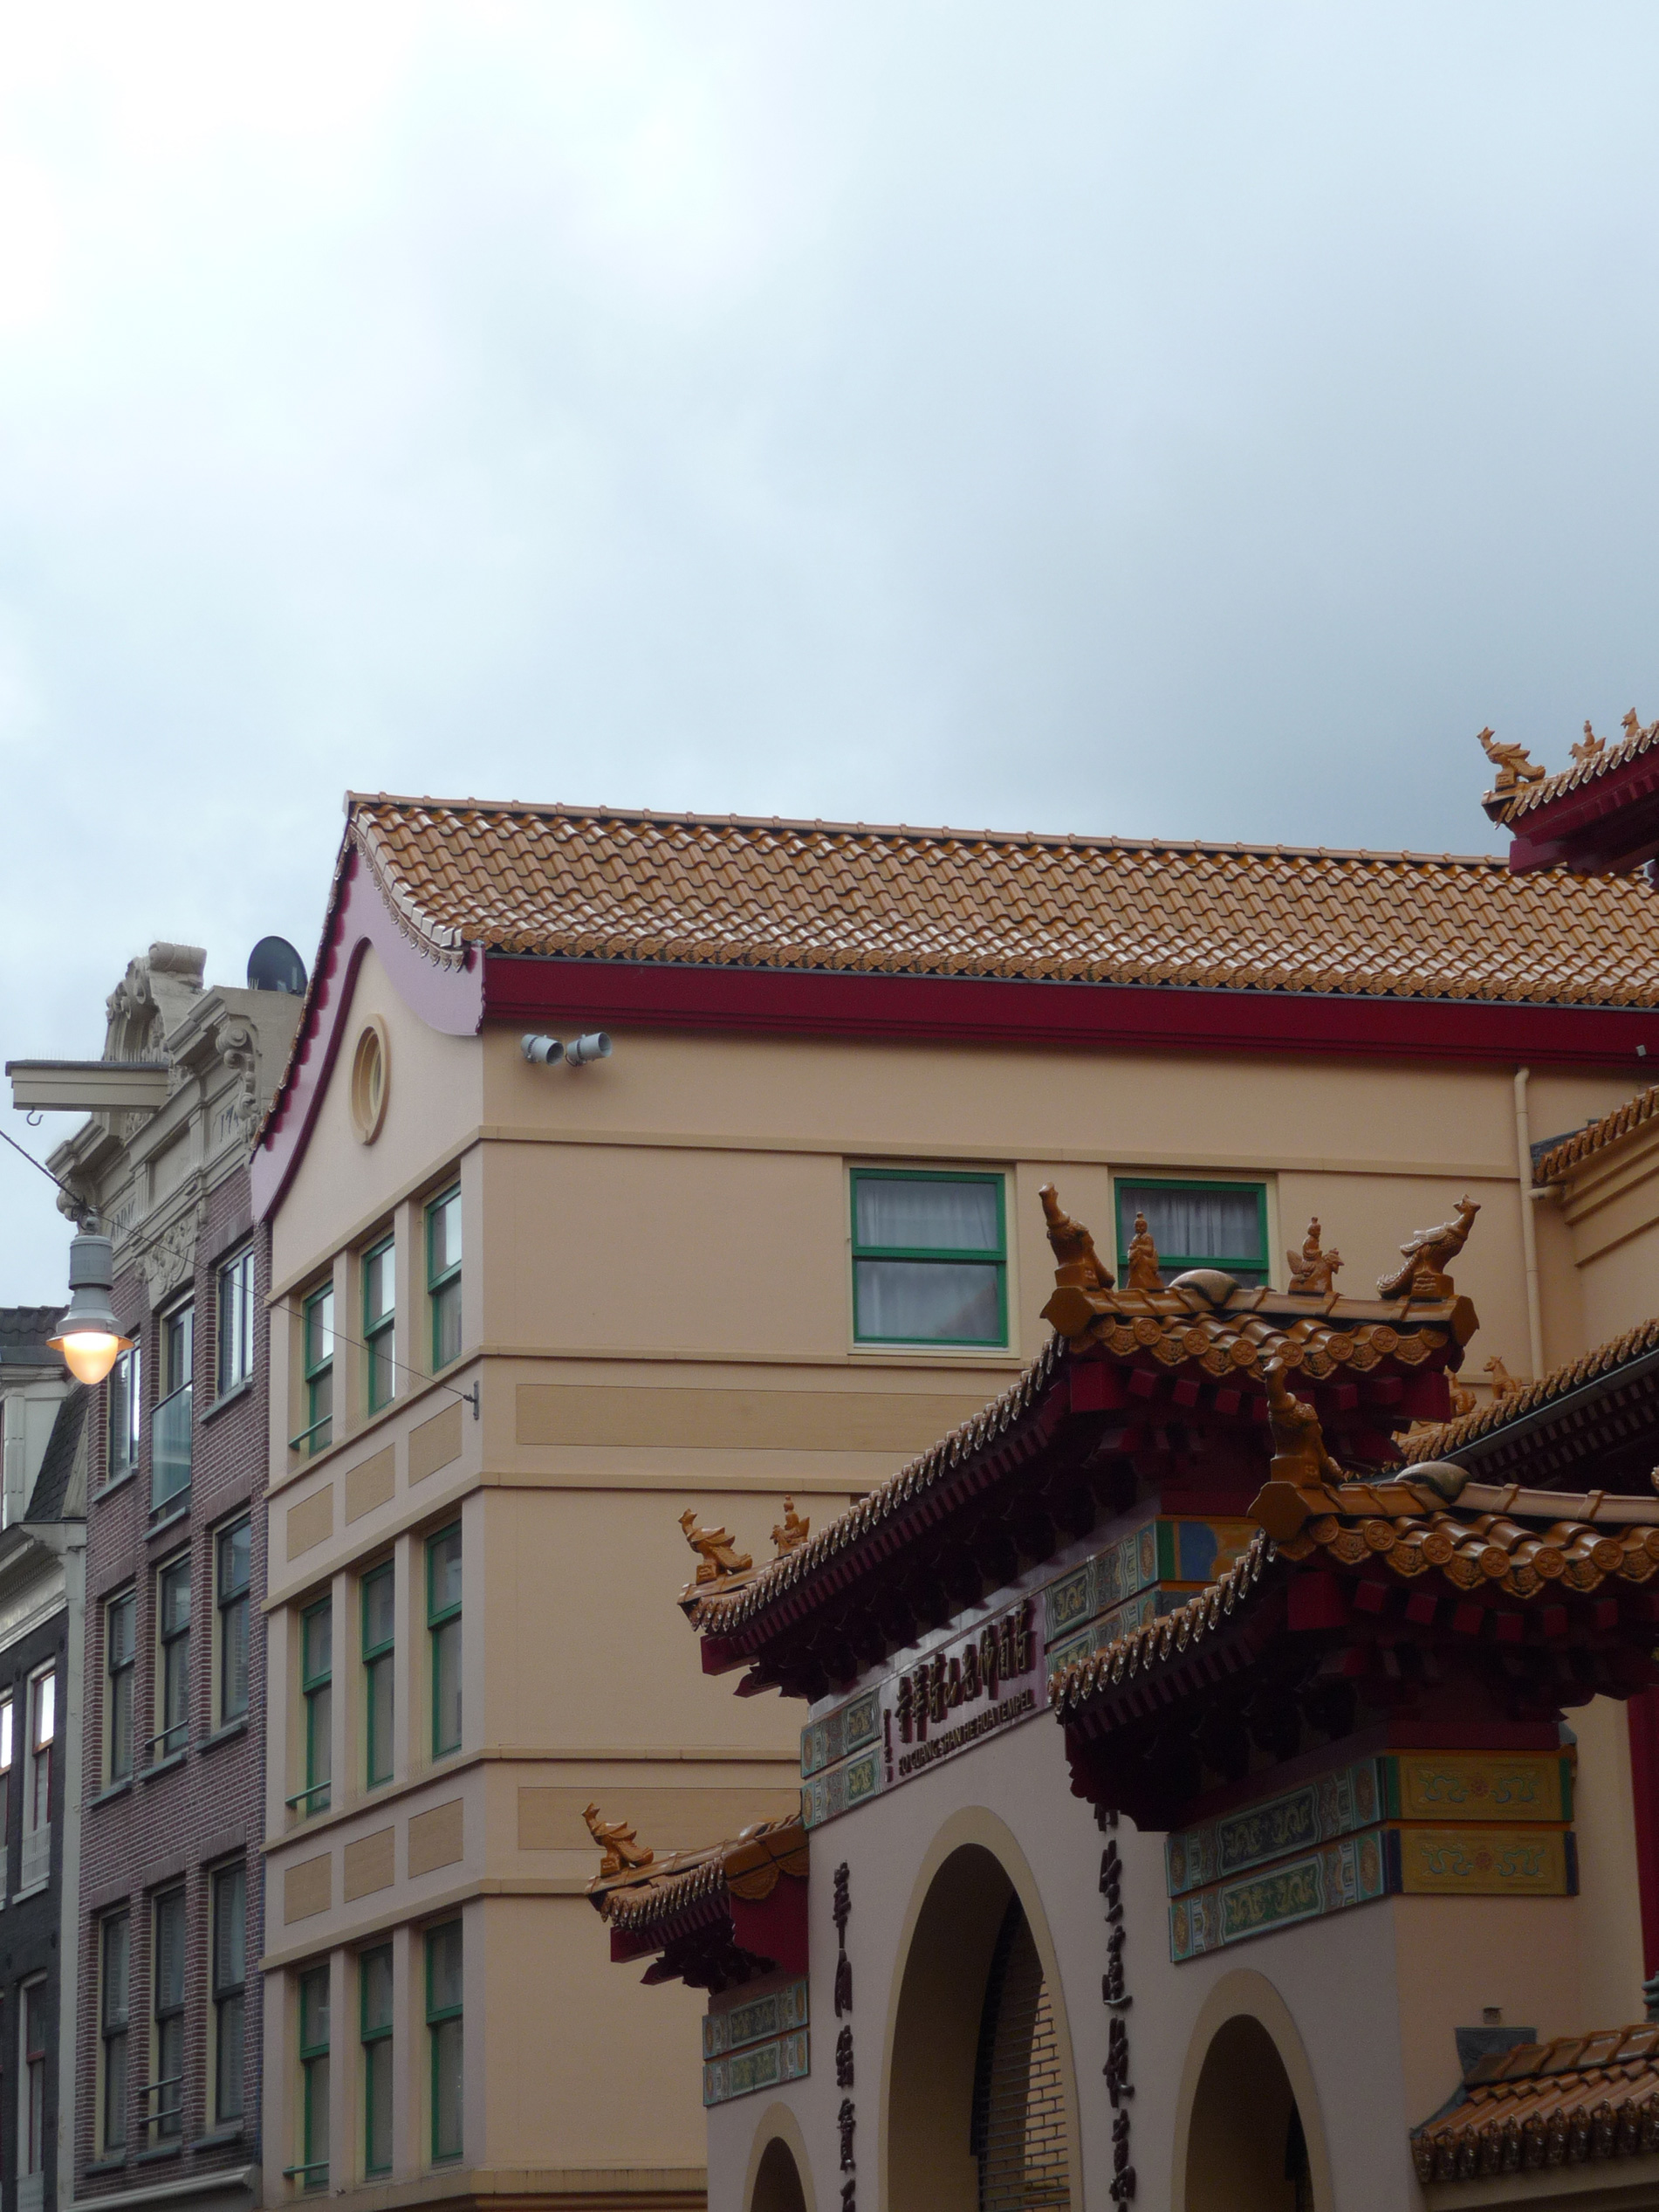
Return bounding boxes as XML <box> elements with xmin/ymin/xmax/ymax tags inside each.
<box><xmin>834</xmin><ymin>1862</ymin><xmax>856</xmax><ymax>2212</ymax></box>
<box><xmin>1101</xmin><ymin>1817</ymin><xmax>1135</xmax><ymax>2202</ymax></box>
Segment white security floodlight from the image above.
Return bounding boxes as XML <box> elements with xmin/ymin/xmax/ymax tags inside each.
<box><xmin>520</xmin><ymin>1034</ymin><xmax>565</xmax><ymax>1066</ymax></box>
<box><xmin>566</xmin><ymin>1033</ymin><xmax>612</xmax><ymax>1067</ymax></box>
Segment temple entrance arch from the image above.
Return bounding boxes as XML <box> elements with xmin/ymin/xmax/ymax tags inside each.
<box><xmin>883</xmin><ymin>1812</ymin><xmax>1079</xmax><ymax>2212</ymax></box>
<box><xmin>1173</xmin><ymin>1970</ymin><xmax>1331</xmax><ymax>2212</ymax></box>
<box><xmin>743</xmin><ymin>2108</ymin><xmax>815</xmax><ymax>2212</ymax></box>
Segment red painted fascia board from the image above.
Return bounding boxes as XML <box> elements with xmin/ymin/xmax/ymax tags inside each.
<box><xmin>485</xmin><ymin>954</ymin><xmax>1656</xmax><ymax>1068</ymax></box>
<box><xmin>251</xmin><ymin>848</ymin><xmax>483</xmax><ymax>1223</ymax></box>
<box><xmin>1507</xmin><ymin>754</ymin><xmax>1659</xmax><ymax>874</ymax></box>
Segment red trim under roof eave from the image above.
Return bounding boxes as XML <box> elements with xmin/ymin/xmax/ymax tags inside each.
<box><xmin>483</xmin><ymin>954</ymin><xmax>1659</xmax><ymax>1068</ymax></box>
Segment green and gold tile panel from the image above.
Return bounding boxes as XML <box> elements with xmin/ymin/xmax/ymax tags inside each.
<box><xmin>1167</xmin><ymin>1749</ymin><xmax>1577</xmax><ymax>1961</ymax></box>
<box><xmin>703</xmin><ymin>1977</ymin><xmax>810</xmax><ymax>2106</ymax></box>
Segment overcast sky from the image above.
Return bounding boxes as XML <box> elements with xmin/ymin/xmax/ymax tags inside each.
<box><xmin>5</xmin><ymin>2</ymin><xmax>1659</xmax><ymax>1297</ymax></box>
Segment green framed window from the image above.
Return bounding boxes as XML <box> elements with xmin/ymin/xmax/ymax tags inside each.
<box><xmin>1114</xmin><ymin>1178</ymin><xmax>1269</xmax><ymax>1288</ymax></box>
<box><xmin>425</xmin><ymin>1922</ymin><xmax>463</xmax><ymax>2164</ymax></box>
<box><xmin>850</xmin><ymin>1169</ymin><xmax>1007</xmax><ymax>1346</ymax></box>
<box><xmin>295</xmin><ymin>1602</ymin><xmax>332</xmax><ymax>1817</ymax></box>
<box><xmin>297</xmin><ymin>1965</ymin><xmax>330</xmax><ymax>2191</ymax></box>
<box><xmin>427</xmin><ymin>1189</ymin><xmax>462</xmax><ymax>1371</ymax></box>
<box><xmin>362</xmin><ymin>1565</ymin><xmax>394</xmax><ymax>1790</ymax></box>
<box><xmin>296</xmin><ymin>1287</ymin><xmax>334</xmax><ymax>1457</ymax></box>
<box><xmin>363</xmin><ymin>1238</ymin><xmax>395</xmax><ymax>1413</ymax></box>
<box><xmin>360</xmin><ymin>1945</ymin><xmax>394</xmax><ymax>2177</ymax></box>
<box><xmin>427</xmin><ymin>1528</ymin><xmax>462</xmax><ymax>1760</ymax></box>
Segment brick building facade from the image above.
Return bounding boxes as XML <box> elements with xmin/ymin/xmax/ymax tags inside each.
<box><xmin>12</xmin><ymin>941</ymin><xmax>302</xmax><ymax>2212</ymax></box>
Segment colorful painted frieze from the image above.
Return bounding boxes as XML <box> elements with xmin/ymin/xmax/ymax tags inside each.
<box><xmin>703</xmin><ymin>2030</ymin><xmax>811</xmax><ymax>2107</ymax></box>
<box><xmin>1390</xmin><ymin>1824</ymin><xmax>1578</xmax><ymax>1898</ymax></box>
<box><xmin>1383</xmin><ymin>1752</ymin><xmax>1572</xmax><ymax>1826</ymax></box>
<box><xmin>800</xmin><ymin>1688</ymin><xmax>883</xmax><ymax>1781</ymax></box>
<box><xmin>703</xmin><ymin>1977</ymin><xmax>809</xmax><ymax>2061</ymax></box>
<box><xmin>1169</xmin><ymin>1830</ymin><xmax>1389</xmax><ymax>1961</ymax></box>
<box><xmin>1165</xmin><ymin>1757</ymin><xmax>1383</xmax><ymax>1897</ymax></box>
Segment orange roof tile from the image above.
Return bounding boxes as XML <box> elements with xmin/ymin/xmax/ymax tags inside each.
<box><xmin>1400</xmin><ymin>1316</ymin><xmax>1659</xmax><ymax>1463</ymax></box>
<box><xmin>587</xmin><ymin>1818</ymin><xmax>807</xmax><ymax>1934</ymax></box>
<box><xmin>343</xmin><ymin>794</ymin><xmax>1659</xmax><ymax>1007</ymax></box>
<box><xmin>1412</xmin><ymin>2027</ymin><xmax>1659</xmax><ymax>2184</ymax></box>
<box><xmin>1535</xmin><ymin>1084</ymin><xmax>1659</xmax><ymax>1185</ymax></box>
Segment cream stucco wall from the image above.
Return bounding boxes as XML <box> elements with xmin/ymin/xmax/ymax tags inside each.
<box><xmin>259</xmin><ymin>940</ymin><xmax>1650</xmax><ymax>2209</ymax></box>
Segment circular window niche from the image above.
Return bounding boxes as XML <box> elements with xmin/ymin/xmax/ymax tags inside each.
<box><xmin>349</xmin><ymin>1018</ymin><xmax>390</xmax><ymax>1144</ymax></box>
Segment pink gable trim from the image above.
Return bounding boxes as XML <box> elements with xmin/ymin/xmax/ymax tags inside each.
<box><xmin>251</xmin><ymin>847</ymin><xmax>482</xmax><ymax>1221</ymax></box>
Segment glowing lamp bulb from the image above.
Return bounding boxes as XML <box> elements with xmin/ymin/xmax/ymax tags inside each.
<box><xmin>47</xmin><ymin>1228</ymin><xmax>133</xmax><ymax>1387</ymax></box>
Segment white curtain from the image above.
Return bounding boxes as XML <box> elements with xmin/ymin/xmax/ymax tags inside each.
<box><xmin>855</xmin><ymin>1178</ymin><xmax>998</xmax><ymax>1251</ymax></box>
<box><xmin>855</xmin><ymin>1260</ymin><xmax>1000</xmax><ymax>1342</ymax></box>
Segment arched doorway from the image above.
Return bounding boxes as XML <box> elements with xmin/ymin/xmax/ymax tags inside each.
<box><xmin>1185</xmin><ymin>2015</ymin><xmax>1313</xmax><ymax>2212</ymax></box>
<box><xmin>888</xmin><ymin>1844</ymin><xmax>1074</xmax><ymax>2212</ymax></box>
<box><xmin>750</xmin><ymin>2136</ymin><xmax>808</xmax><ymax>2212</ymax></box>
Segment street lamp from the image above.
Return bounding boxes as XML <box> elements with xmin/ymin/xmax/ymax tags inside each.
<box><xmin>47</xmin><ymin>1225</ymin><xmax>134</xmax><ymax>1385</ymax></box>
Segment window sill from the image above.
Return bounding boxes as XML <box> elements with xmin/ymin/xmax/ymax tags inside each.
<box><xmin>12</xmin><ymin>1879</ymin><xmax>48</xmax><ymax>1905</ymax></box>
<box><xmin>202</xmin><ymin>1379</ymin><xmax>254</xmax><ymax>1424</ymax></box>
<box><xmin>200</xmin><ymin>1718</ymin><xmax>248</xmax><ymax>1755</ymax></box>
<box><xmin>142</xmin><ymin>1750</ymin><xmax>189</xmax><ymax>1781</ymax></box>
<box><xmin>97</xmin><ymin>1470</ymin><xmax>137</xmax><ymax>1502</ymax></box>
<box><xmin>86</xmin><ymin>2157</ymin><xmax>127</xmax><ymax>2177</ymax></box>
<box><xmin>148</xmin><ymin>1499</ymin><xmax>191</xmax><ymax>1540</ymax></box>
<box><xmin>135</xmin><ymin>2143</ymin><xmax>183</xmax><ymax>2166</ymax></box>
<box><xmin>191</xmin><ymin>2127</ymin><xmax>245</xmax><ymax>2152</ymax></box>
<box><xmin>89</xmin><ymin>1778</ymin><xmax>134</xmax><ymax>1810</ymax></box>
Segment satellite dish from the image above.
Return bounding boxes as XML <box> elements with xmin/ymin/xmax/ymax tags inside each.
<box><xmin>246</xmin><ymin>937</ymin><xmax>309</xmax><ymax>996</ymax></box>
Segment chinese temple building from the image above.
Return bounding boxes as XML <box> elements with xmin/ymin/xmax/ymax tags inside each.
<box><xmin>590</xmin><ymin>1178</ymin><xmax>1659</xmax><ymax>2211</ymax></box>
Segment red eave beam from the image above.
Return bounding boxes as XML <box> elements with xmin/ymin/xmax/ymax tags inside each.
<box><xmin>484</xmin><ymin>955</ymin><xmax>1656</xmax><ymax>1068</ymax></box>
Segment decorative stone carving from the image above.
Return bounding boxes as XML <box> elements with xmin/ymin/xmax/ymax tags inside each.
<box><xmin>1376</xmin><ymin>1196</ymin><xmax>1480</xmax><ymax>1301</ymax></box>
<box><xmin>1449</xmin><ymin>1377</ymin><xmax>1477</xmax><ymax>1418</ymax></box>
<box><xmin>1039</xmin><ymin>1183</ymin><xmax>1114</xmax><ymax>1291</ymax></box>
<box><xmin>216</xmin><ymin>1017</ymin><xmax>261</xmax><ymax>1130</ymax></box>
<box><xmin>1484</xmin><ymin>1353</ymin><xmax>1523</xmax><ymax>1401</ymax></box>
<box><xmin>679</xmin><ymin>1508</ymin><xmax>752</xmax><ymax>1584</ymax></box>
<box><xmin>1477</xmin><ymin>728</ymin><xmax>1546</xmax><ymax>794</ymax></box>
<box><xmin>1286</xmin><ymin>1218</ymin><xmax>1342</xmax><ymax>1295</ymax></box>
<box><xmin>1125</xmin><ymin>1212</ymin><xmax>1162</xmax><ymax>1293</ymax></box>
<box><xmin>583</xmin><ymin>1803</ymin><xmax>653</xmax><ymax>1877</ymax></box>
<box><xmin>140</xmin><ymin>1212</ymin><xmax>196</xmax><ymax>1302</ymax></box>
<box><xmin>103</xmin><ymin>943</ymin><xmax>204</xmax><ymax>1062</ymax></box>
<box><xmin>771</xmin><ymin>1499</ymin><xmax>810</xmax><ymax>1556</ymax></box>
<box><xmin>1573</xmin><ymin>722</ymin><xmax>1606</xmax><ymax>765</ymax></box>
<box><xmin>1263</xmin><ymin>1359</ymin><xmax>1345</xmax><ymax>1489</ymax></box>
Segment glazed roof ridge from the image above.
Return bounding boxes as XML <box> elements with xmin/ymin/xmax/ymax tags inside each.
<box><xmin>1534</xmin><ymin>1084</ymin><xmax>1659</xmax><ymax>1185</ymax></box>
<box><xmin>1411</xmin><ymin>2023</ymin><xmax>1659</xmax><ymax>2185</ymax></box>
<box><xmin>586</xmin><ymin>1816</ymin><xmax>806</xmax><ymax>1931</ymax></box>
<box><xmin>1048</xmin><ymin>1531</ymin><xmax>1276</xmax><ymax>1714</ymax></box>
<box><xmin>1400</xmin><ymin>1315</ymin><xmax>1659</xmax><ymax>1463</ymax></box>
<box><xmin>686</xmin><ymin>1336</ymin><xmax>1066</xmax><ymax>1636</ymax></box>
<box><xmin>1498</xmin><ymin>714</ymin><xmax>1659</xmax><ymax>824</ymax></box>
<box><xmin>335</xmin><ymin>794</ymin><xmax>1659</xmax><ymax>1010</ymax></box>
<box><xmin>343</xmin><ymin>792</ymin><xmax>1512</xmax><ymax>863</ymax></box>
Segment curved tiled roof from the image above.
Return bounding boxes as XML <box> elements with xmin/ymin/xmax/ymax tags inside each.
<box><xmin>342</xmin><ymin>794</ymin><xmax>1659</xmax><ymax>1007</ymax></box>
<box><xmin>1400</xmin><ymin>1316</ymin><xmax>1659</xmax><ymax>1463</ymax></box>
<box><xmin>588</xmin><ymin>1818</ymin><xmax>808</xmax><ymax>1934</ymax></box>
<box><xmin>1535</xmin><ymin>1084</ymin><xmax>1659</xmax><ymax>1185</ymax></box>
<box><xmin>1494</xmin><ymin>717</ymin><xmax>1659</xmax><ymax>826</ymax></box>
<box><xmin>1048</xmin><ymin>1533</ymin><xmax>1274</xmax><ymax>1714</ymax></box>
<box><xmin>1412</xmin><ymin>2027</ymin><xmax>1659</xmax><ymax>2185</ymax></box>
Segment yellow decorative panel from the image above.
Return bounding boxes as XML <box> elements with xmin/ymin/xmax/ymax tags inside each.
<box><xmin>284</xmin><ymin>1852</ymin><xmax>332</xmax><ymax>1923</ymax></box>
<box><xmin>345</xmin><ymin>1447</ymin><xmax>395</xmax><ymax>1524</ymax></box>
<box><xmin>408</xmin><ymin>1797</ymin><xmax>465</xmax><ymax>1876</ymax></box>
<box><xmin>409</xmin><ymin>1405</ymin><xmax>463</xmax><ymax>1485</ymax></box>
<box><xmin>1397</xmin><ymin>1825</ymin><xmax>1573</xmax><ymax>1897</ymax></box>
<box><xmin>343</xmin><ymin>1827</ymin><xmax>396</xmax><ymax>1901</ymax></box>
<box><xmin>1395</xmin><ymin>1753</ymin><xmax>1567</xmax><ymax>1824</ymax></box>
<box><xmin>285</xmin><ymin>1486</ymin><xmax>333</xmax><ymax>1562</ymax></box>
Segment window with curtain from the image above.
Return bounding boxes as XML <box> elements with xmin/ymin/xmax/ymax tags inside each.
<box><xmin>427</xmin><ymin>1189</ymin><xmax>462</xmax><ymax>1370</ymax></box>
<box><xmin>426</xmin><ymin>1922</ymin><xmax>463</xmax><ymax>2163</ymax></box>
<box><xmin>428</xmin><ymin>1528</ymin><xmax>462</xmax><ymax>1758</ymax></box>
<box><xmin>363</xmin><ymin>1564</ymin><xmax>394</xmax><ymax>1789</ymax></box>
<box><xmin>360</xmin><ymin>1946</ymin><xmax>394</xmax><ymax>2176</ymax></box>
<box><xmin>1114</xmin><ymin>1179</ymin><xmax>1268</xmax><ymax>1288</ymax></box>
<box><xmin>298</xmin><ymin>1602</ymin><xmax>332</xmax><ymax>1817</ymax></box>
<box><xmin>850</xmin><ymin>1171</ymin><xmax>1006</xmax><ymax>1345</ymax></box>
<box><xmin>364</xmin><ymin>1237</ymin><xmax>396</xmax><ymax>1412</ymax></box>
<box><xmin>298</xmin><ymin>1287</ymin><xmax>334</xmax><ymax>1457</ymax></box>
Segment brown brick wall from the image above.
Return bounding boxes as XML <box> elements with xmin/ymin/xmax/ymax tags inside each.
<box><xmin>75</xmin><ymin>1171</ymin><xmax>268</xmax><ymax>2197</ymax></box>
